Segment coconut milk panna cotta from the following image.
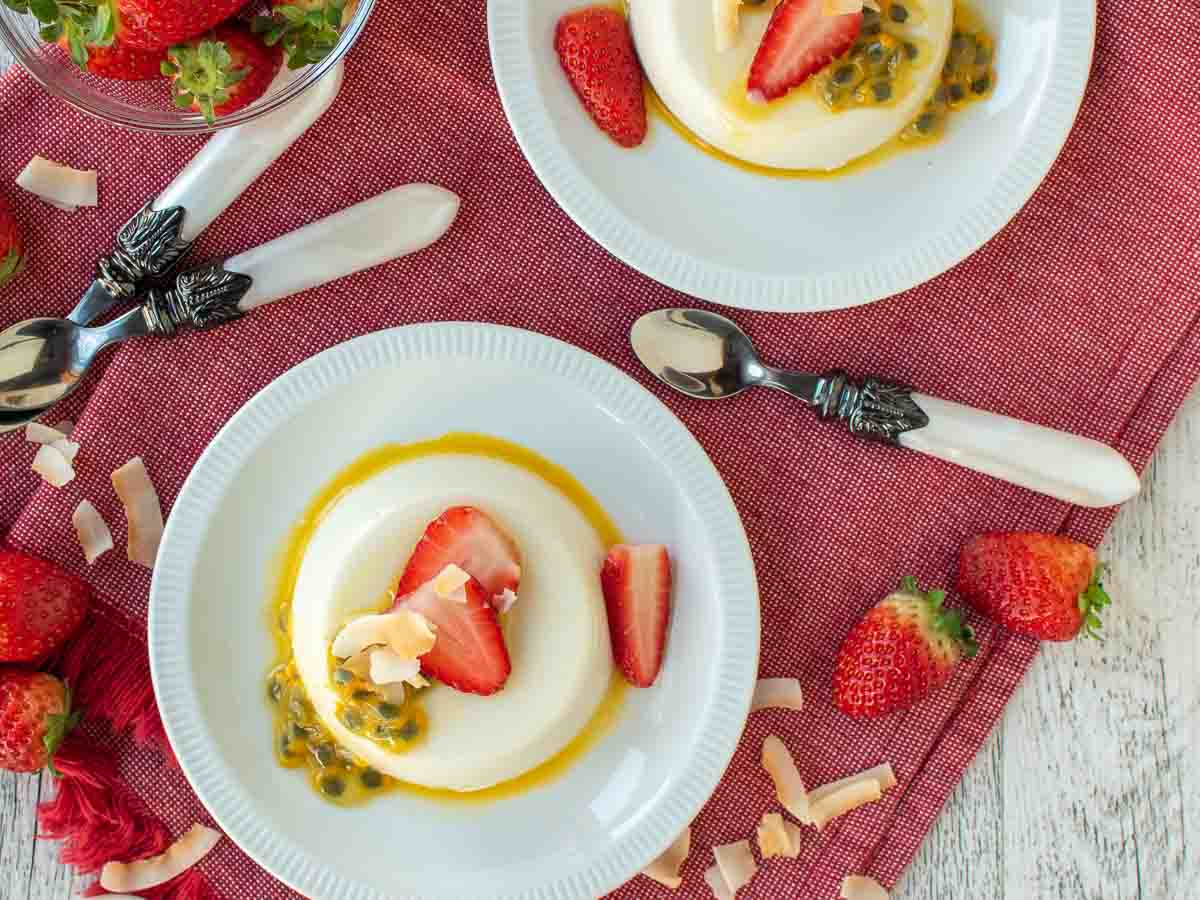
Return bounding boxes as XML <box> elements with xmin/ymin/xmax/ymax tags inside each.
<box><xmin>554</xmin><ymin>0</ymin><xmax>998</xmax><ymax>172</ymax></box>
<box><xmin>267</xmin><ymin>434</ymin><xmax>674</xmax><ymax>803</ymax></box>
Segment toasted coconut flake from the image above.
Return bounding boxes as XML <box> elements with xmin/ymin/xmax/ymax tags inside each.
<box><xmin>342</xmin><ymin>649</ymin><xmax>372</xmax><ymax>679</ymax></box>
<box><xmin>369</xmin><ymin>647</ymin><xmax>426</xmax><ymax>687</ymax></box>
<box><xmin>751</xmin><ymin>677</ymin><xmax>804</xmax><ymax>713</ymax></box>
<box><xmin>642</xmin><ymin>826</ymin><xmax>690</xmax><ymax>889</ymax></box>
<box><xmin>841</xmin><ymin>875</ymin><xmax>890</xmax><ymax>900</ymax></box>
<box><xmin>714</xmin><ymin>840</ymin><xmax>757</xmax><ymax>895</ymax></box>
<box><xmin>432</xmin><ymin>563</ymin><xmax>471</xmax><ymax>597</ymax></box>
<box><xmin>32</xmin><ymin>444</ymin><xmax>75</xmax><ymax>487</ymax></box>
<box><xmin>823</xmin><ymin>0</ymin><xmax>863</xmax><ymax>13</ymax></box>
<box><xmin>331</xmin><ymin>609</ymin><xmax>436</xmax><ymax>659</ymax></box>
<box><xmin>25</xmin><ymin>421</ymin><xmax>66</xmax><ymax>444</ymax></box>
<box><xmin>112</xmin><ymin>457</ymin><xmax>164</xmax><ymax>567</ymax></box>
<box><xmin>16</xmin><ymin>157</ymin><xmax>98</xmax><ymax>209</ymax></box>
<box><xmin>100</xmin><ymin>823</ymin><xmax>221</xmax><ymax>893</ymax></box>
<box><xmin>496</xmin><ymin>587</ymin><xmax>518</xmax><ymax>614</ymax></box>
<box><xmin>756</xmin><ymin>812</ymin><xmax>793</xmax><ymax>859</ymax></box>
<box><xmin>810</xmin><ymin>763</ymin><xmax>897</xmax><ymax>807</ymax></box>
<box><xmin>810</xmin><ymin>779</ymin><xmax>882</xmax><ymax>829</ymax></box>
<box><xmin>762</xmin><ymin>735</ymin><xmax>811</xmax><ymax>823</ymax></box>
<box><xmin>703</xmin><ymin>863</ymin><xmax>734</xmax><ymax>900</ymax></box>
<box><xmin>72</xmin><ymin>500</ymin><xmax>113</xmax><ymax>564</ymax></box>
<box><xmin>52</xmin><ymin>438</ymin><xmax>80</xmax><ymax>463</ymax></box>
<box><xmin>783</xmin><ymin>821</ymin><xmax>804</xmax><ymax>858</ymax></box>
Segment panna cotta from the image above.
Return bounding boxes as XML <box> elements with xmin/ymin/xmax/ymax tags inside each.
<box><xmin>290</xmin><ymin>452</ymin><xmax>615</xmax><ymax>792</ymax></box>
<box><xmin>629</xmin><ymin>0</ymin><xmax>955</xmax><ymax>170</ymax></box>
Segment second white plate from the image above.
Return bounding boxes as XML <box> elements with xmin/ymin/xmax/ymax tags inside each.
<box><xmin>488</xmin><ymin>0</ymin><xmax>1095</xmax><ymax>311</ymax></box>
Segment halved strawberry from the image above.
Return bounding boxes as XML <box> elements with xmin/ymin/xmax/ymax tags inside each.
<box><xmin>601</xmin><ymin>544</ymin><xmax>672</xmax><ymax>688</ymax></box>
<box><xmin>395</xmin><ymin>576</ymin><xmax>511</xmax><ymax>695</ymax></box>
<box><xmin>747</xmin><ymin>0</ymin><xmax>862</xmax><ymax>102</ymax></box>
<box><xmin>396</xmin><ymin>507</ymin><xmax>521</xmax><ymax>608</ymax></box>
<box><xmin>554</xmin><ymin>6</ymin><xmax>647</xmax><ymax>148</ymax></box>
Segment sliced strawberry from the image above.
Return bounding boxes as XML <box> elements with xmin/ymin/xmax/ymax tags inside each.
<box><xmin>555</xmin><ymin>6</ymin><xmax>647</xmax><ymax>148</ymax></box>
<box><xmin>395</xmin><ymin>577</ymin><xmax>511</xmax><ymax>695</ymax></box>
<box><xmin>396</xmin><ymin>507</ymin><xmax>521</xmax><ymax>607</ymax></box>
<box><xmin>747</xmin><ymin>0</ymin><xmax>862</xmax><ymax>102</ymax></box>
<box><xmin>601</xmin><ymin>544</ymin><xmax>672</xmax><ymax>688</ymax></box>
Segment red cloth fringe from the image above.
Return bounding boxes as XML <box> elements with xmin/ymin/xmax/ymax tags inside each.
<box><xmin>52</xmin><ymin>608</ymin><xmax>174</xmax><ymax>763</ymax></box>
<box><xmin>38</xmin><ymin>739</ymin><xmax>218</xmax><ymax>899</ymax></box>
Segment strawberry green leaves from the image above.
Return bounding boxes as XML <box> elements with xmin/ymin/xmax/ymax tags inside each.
<box><xmin>163</xmin><ymin>38</ymin><xmax>245</xmax><ymax>124</ymax></box>
<box><xmin>253</xmin><ymin>0</ymin><xmax>345</xmax><ymax>70</ymax></box>
<box><xmin>40</xmin><ymin>682</ymin><xmax>81</xmax><ymax>778</ymax></box>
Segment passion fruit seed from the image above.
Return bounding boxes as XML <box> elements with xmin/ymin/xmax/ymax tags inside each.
<box><xmin>332</xmin><ymin>668</ymin><xmax>354</xmax><ymax>685</ymax></box>
<box><xmin>862</xmin><ymin>21</ymin><xmax>882</xmax><ymax>36</ymax></box>
<box><xmin>352</xmin><ymin>689</ymin><xmax>374</xmax><ymax>701</ymax></box>
<box><xmin>947</xmin><ymin>82</ymin><xmax>966</xmax><ymax>104</ymax></box>
<box><xmin>975</xmin><ymin>43</ymin><xmax>993</xmax><ymax>65</ymax></box>
<box><xmin>268</xmin><ymin>676</ymin><xmax>283</xmax><ymax>703</ymax></box>
<box><xmin>361</xmin><ymin>768</ymin><xmax>384</xmax><ymax>789</ymax></box>
<box><xmin>832</xmin><ymin>63</ymin><xmax>859</xmax><ymax>87</ymax></box>
<box><xmin>888</xmin><ymin>3</ymin><xmax>909</xmax><ymax>22</ymax></box>
<box><xmin>871</xmin><ymin>80</ymin><xmax>893</xmax><ymax>102</ymax></box>
<box><xmin>376</xmin><ymin>702</ymin><xmax>402</xmax><ymax>720</ymax></box>
<box><xmin>340</xmin><ymin>709</ymin><xmax>363</xmax><ymax>730</ymax></box>
<box><xmin>904</xmin><ymin>41</ymin><xmax>919</xmax><ymax>60</ymax></box>
<box><xmin>394</xmin><ymin>719</ymin><xmax>420</xmax><ymax>742</ymax></box>
<box><xmin>291</xmin><ymin>722</ymin><xmax>315</xmax><ymax>740</ymax></box>
<box><xmin>971</xmin><ymin>74</ymin><xmax>991</xmax><ymax>94</ymax></box>
<box><xmin>311</xmin><ymin>743</ymin><xmax>336</xmax><ymax>767</ymax></box>
<box><xmin>915</xmin><ymin>111</ymin><xmax>937</xmax><ymax>133</ymax></box>
<box><xmin>320</xmin><ymin>775</ymin><xmax>345</xmax><ymax>797</ymax></box>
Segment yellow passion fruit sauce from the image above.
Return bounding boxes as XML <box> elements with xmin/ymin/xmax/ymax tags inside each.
<box><xmin>266</xmin><ymin>432</ymin><xmax>627</xmax><ymax>806</ymax></box>
<box><xmin>644</xmin><ymin>0</ymin><xmax>997</xmax><ymax>178</ymax></box>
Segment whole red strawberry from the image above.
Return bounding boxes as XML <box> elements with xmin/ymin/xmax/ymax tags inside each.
<box><xmin>0</xmin><ymin>549</ymin><xmax>91</xmax><ymax>664</ymax></box>
<box><xmin>164</xmin><ymin>24</ymin><xmax>283</xmax><ymax>124</ymax></box>
<box><xmin>957</xmin><ymin>532</ymin><xmax>1110</xmax><ymax>641</ymax></box>
<box><xmin>0</xmin><ymin>669</ymin><xmax>79</xmax><ymax>774</ymax></box>
<box><xmin>25</xmin><ymin>0</ymin><xmax>248</xmax><ymax>72</ymax></box>
<box><xmin>57</xmin><ymin>34</ymin><xmax>166</xmax><ymax>79</ymax></box>
<box><xmin>555</xmin><ymin>6</ymin><xmax>647</xmax><ymax>148</ymax></box>
<box><xmin>0</xmin><ymin>193</ymin><xmax>24</xmax><ymax>289</ymax></box>
<box><xmin>833</xmin><ymin>577</ymin><xmax>977</xmax><ymax>718</ymax></box>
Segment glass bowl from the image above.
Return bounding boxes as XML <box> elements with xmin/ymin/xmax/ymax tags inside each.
<box><xmin>0</xmin><ymin>0</ymin><xmax>372</xmax><ymax>134</ymax></box>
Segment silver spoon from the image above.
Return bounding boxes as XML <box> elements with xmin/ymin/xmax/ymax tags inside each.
<box><xmin>0</xmin><ymin>185</ymin><xmax>460</xmax><ymax>419</ymax></box>
<box><xmin>630</xmin><ymin>308</ymin><xmax>1141</xmax><ymax>509</ymax></box>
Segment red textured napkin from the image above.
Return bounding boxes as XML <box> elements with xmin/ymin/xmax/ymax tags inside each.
<box><xmin>2</xmin><ymin>0</ymin><xmax>1198</xmax><ymax>896</ymax></box>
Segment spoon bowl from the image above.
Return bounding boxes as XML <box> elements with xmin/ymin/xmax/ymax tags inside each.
<box><xmin>630</xmin><ymin>309</ymin><xmax>765</xmax><ymax>399</ymax></box>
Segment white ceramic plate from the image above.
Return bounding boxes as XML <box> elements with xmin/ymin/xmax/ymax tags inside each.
<box><xmin>149</xmin><ymin>324</ymin><xmax>760</xmax><ymax>900</ymax></box>
<box><xmin>489</xmin><ymin>0</ymin><xmax>1095</xmax><ymax>311</ymax></box>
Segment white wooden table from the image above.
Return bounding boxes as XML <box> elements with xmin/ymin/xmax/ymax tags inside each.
<box><xmin>1</xmin><ymin>46</ymin><xmax>1196</xmax><ymax>900</ymax></box>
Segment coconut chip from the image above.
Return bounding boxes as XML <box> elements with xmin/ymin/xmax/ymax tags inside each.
<box><xmin>432</xmin><ymin>563</ymin><xmax>470</xmax><ymax>600</ymax></box>
<box><xmin>25</xmin><ymin>421</ymin><xmax>66</xmax><ymax>444</ymax></box>
<box><xmin>369</xmin><ymin>646</ymin><xmax>428</xmax><ymax>688</ymax></box>
<box><xmin>809</xmin><ymin>763</ymin><xmax>897</xmax><ymax>807</ymax></box>
<box><xmin>761</xmin><ymin>735</ymin><xmax>811</xmax><ymax>823</ymax></box>
<box><xmin>823</xmin><ymin>0</ymin><xmax>863</xmax><ymax>13</ymax></box>
<box><xmin>703</xmin><ymin>863</ymin><xmax>735</xmax><ymax>900</ymax></box>
<box><xmin>641</xmin><ymin>826</ymin><xmax>691</xmax><ymax>889</ymax></box>
<box><xmin>72</xmin><ymin>499</ymin><xmax>113</xmax><ymax>564</ymax></box>
<box><xmin>713</xmin><ymin>0</ymin><xmax>740</xmax><ymax>52</ymax></box>
<box><xmin>495</xmin><ymin>587</ymin><xmax>518</xmax><ymax>614</ymax></box>
<box><xmin>52</xmin><ymin>438</ymin><xmax>80</xmax><ymax>464</ymax></box>
<box><xmin>32</xmin><ymin>444</ymin><xmax>75</xmax><ymax>487</ymax></box>
<box><xmin>810</xmin><ymin>778</ymin><xmax>882</xmax><ymax>829</ymax></box>
<box><xmin>713</xmin><ymin>840</ymin><xmax>757</xmax><ymax>895</ymax></box>
<box><xmin>756</xmin><ymin>812</ymin><xmax>796</xmax><ymax>859</ymax></box>
<box><xmin>331</xmin><ymin>609</ymin><xmax>436</xmax><ymax>660</ymax></box>
<box><xmin>841</xmin><ymin>874</ymin><xmax>890</xmax><ymax>900</ymax></box>
<box><xmin>785</xmin><ymin>821</ymin><xmax>804</xmax><ymax>856</ymax></box>
<box><xmin>100</xmin><ymin>823</ymin><xmax>221</xmax><ymax>893</ymax></box>
<box><xmin>112</xmin><ymin>457</ymin><xmax>164</xmax><ymax>567</ymax></box>
<box><xmin>16</xmin><ymin>156</ymin><xmax>98</xmax><ymax>210</ymax></box>
<box><xmin>751</xmin><ymin>677</ymin><xmax>804</xmax><ymax>713</ymax></box>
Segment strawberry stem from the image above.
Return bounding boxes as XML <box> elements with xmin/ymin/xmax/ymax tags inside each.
<box><xmin>42</xmin><ymin>682</ymin><xmax>81</xmax><ymax>778</ymax></box>
<box><xmin>1078</xmin><ymin>562</ymin><xmax>1112</xmax><ymax>641</ymax></box>
<box><xmin>899</xmin><ymin>575</ymin><xmax>978</xmax><ymax>658</ymax></box>
<box><xmin>164</xmin><ymin>38</ymin><xmax>247</xmax><ymax>125</ymax></box>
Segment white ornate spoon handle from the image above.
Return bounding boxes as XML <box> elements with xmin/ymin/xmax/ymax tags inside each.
<box><xmin>898</xmin><ymin>393</ymin><xmax>1140</xmax><ymax>508</ymax></box>
<box><xmin>137</xmin><ymin>185</ymin><xmax>460</xmax><ymax>332</ymax></box>
<box><xmin>788</xmin><ymin>371</ymin><xmax>1140</xmax><ymax>509</ymax></box>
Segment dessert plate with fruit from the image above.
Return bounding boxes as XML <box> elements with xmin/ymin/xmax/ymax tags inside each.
<box><xmin>489</xmin><ymin>0</ymin><xmax>1095</xmax><ymax>311</ymax></box>
<box><xmin>148</xmin><ymin>322</ymin><xmax>759</xmax><ymax>899</ymax></box>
